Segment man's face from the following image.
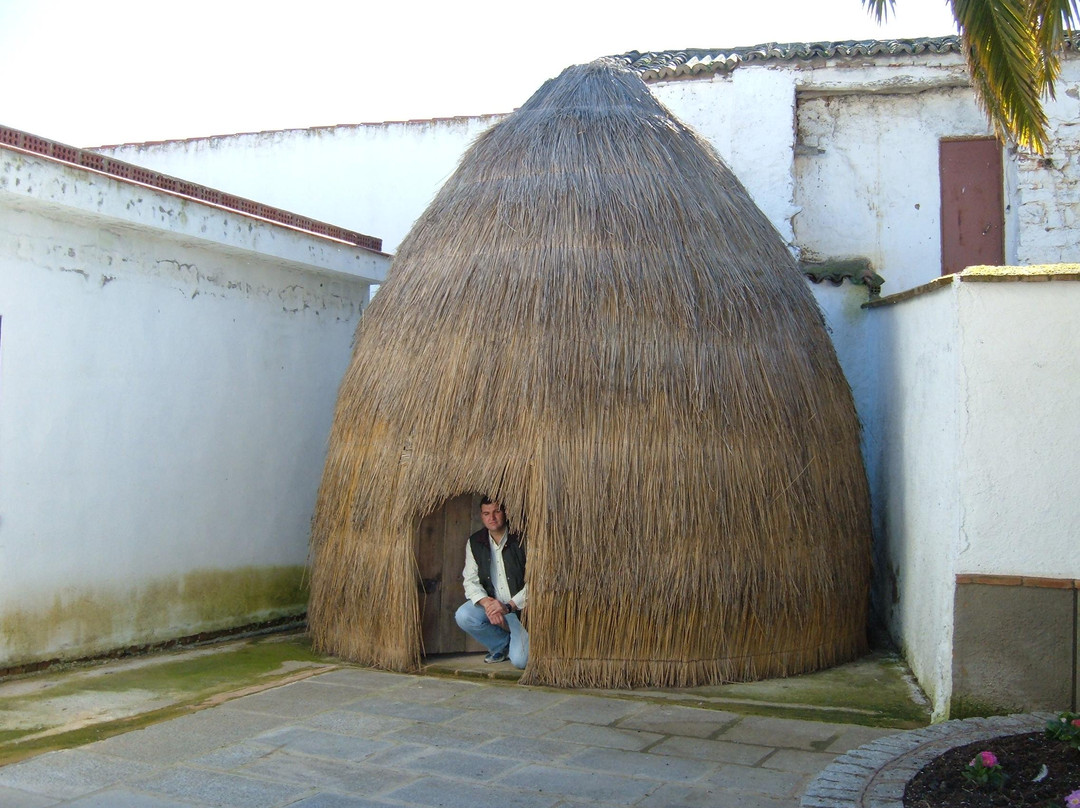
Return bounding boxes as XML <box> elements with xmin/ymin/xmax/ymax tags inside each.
<box><xmin>480</xmin><ymin>503</ymin><xmax>506</xmax><ymax>534</ymax></box>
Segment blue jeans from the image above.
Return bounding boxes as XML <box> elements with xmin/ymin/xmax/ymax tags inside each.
<box><xmin>454</xmin><ymin>601</ymin><xmax>529</xmax><ymax>669</ymax></box>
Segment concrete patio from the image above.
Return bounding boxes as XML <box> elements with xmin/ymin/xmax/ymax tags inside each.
<box><xmin>0</xmin><ymin>633</ymin><xmax>929</xmax><ymax>807</ymax></box>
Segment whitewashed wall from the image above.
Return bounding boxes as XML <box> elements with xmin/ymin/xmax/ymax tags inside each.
<box><xmin>0</xmin><ymin>148</ymin><xmax>388</xmax><ymax>666</ymax></box>
<box><xmin>793</xmin><ymin>87</ymin><xmax>992</xmax><ymax>288</ymax></box>
<box><xmin>98</xmin><ymin>116</ymin><xmax>502</xmax><ymax>255</ymax></box>
<box><xmin>870</xmin><ymin>282</ymin><xmax>962</xmax><ymax>719</ymax></box>
<box><xmin>652</xmin><ymin>69</ymin><xmax>800</xmax><ymax>243</ymax></box>
<box><xmin>1012</xmin><ymin>74</ymin><xmax>1080</xmax><ymax>264</ymax></box>
<box><xmin>956</xmin><ymin>277</ymin><xmax>1080</xmax><ymax>578</ymax></box>
<box><xmin>869</xmin><ymin>270</ymin><xmax>1080</xmax><ymax>718</ymax></box>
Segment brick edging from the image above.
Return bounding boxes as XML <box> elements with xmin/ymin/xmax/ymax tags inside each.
<box><xmin>956</xmin><ymin>574</ymin><xmax>1080</xmax><ymax>589</ymax></box>
<box><xmin>801</xmin><ymin>712</ymin><xmax>1055</xmax><ymax>808</ymax></box>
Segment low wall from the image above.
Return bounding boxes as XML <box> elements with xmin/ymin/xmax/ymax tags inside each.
<box><xmin>0</xmin><ymin>145</ymin><xmax>388</xmax><ymax>666</ymax></box>
<box><xmin>868</xmin><ymin>267</ymin><xmax>1080</xmax><ymax>718</ymax></box>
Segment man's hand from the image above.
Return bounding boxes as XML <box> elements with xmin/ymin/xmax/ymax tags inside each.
<box><xmin>480</xmin><ymin>597</ymin><xmax>508</xmax><ymax>628</ymax></box>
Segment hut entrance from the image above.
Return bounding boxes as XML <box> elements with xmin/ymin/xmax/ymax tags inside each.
<box><xmin>415</xmin><ymin>493</ymin><xmax>485</xmax><ymax>655</ymax></box>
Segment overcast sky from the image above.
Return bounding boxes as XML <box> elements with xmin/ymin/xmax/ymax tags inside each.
<box><xmin>0</xmin><ymin>0</ymin><xmax>958</xmax><ymax>147</ymax></box>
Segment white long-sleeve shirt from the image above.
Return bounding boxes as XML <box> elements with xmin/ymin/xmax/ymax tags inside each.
<box><xmin>463</xmin><ymin>532</ymin><xmax>528</xmax><ymax>609</ymax></box>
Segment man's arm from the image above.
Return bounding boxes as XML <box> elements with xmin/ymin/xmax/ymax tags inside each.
<box><xmin>462</xmin><ymin>542</ymin><xmax>487</xmax><ymax>604</ymax></box>
<box><xmin>463</xmin><ymin>540</ymin><xmax>509</xmax><ymax>627</ymax></box>
<box><xmin>510</xmin><ymin>584</ymin><xmax>527</xmax><ymax>610</ymax></box>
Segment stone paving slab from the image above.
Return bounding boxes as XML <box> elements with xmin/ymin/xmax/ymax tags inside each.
<box><xmin>0</xmin><ymin>666</ymin><xmax>902</xmax><ymax>807</ymax></box>
<box><xmin>446</xmin><ymin>707</ymin><xmax>569</xmax><ymax>738</ymax></box>
<box><xmin>0</xmin><ymin>782</ymin><xmax>60</xmax><ymax>807</ymax></box>
<box><xmin>131</xmin><ymin>765</ymin><xmax>311</xmax><ymax>807</ymax></box>
<box><xmin>248</xmin><ymin>726</ymin><xmax>393</xmax><ymax>761</ymax></box>
<box><xmin>474</xmin><ymin>734</ymin><xmax>580</xmax><ymax>764</ymax></box>
<box><xmin>704</xmin><ymin>761</ymin><xmax>808</xmax><ymax>798</ymax></box>
<box><xmin>385</xmin><ymin>774</ymin><xmax>561</xmax><ymax>808</ymax></box>
<box><xmin>239</xmin><ymin>750</ymin><xmax>408</xmax><ymax>794</ymax></box>
<box><xmin>298</xmin><ymin>710</ymin><xmax>416</xmax><ymax>738</ymax></box>
<box><xmin>543</xmin><ymin>721</ymin><xmax>663</xmax><ymax>751</ymax></box>
<box><xmin>88</xmin><ymin>707</ymin><xmax>288</xmax><ymax>765</ymax></box>
<box><xmin>61</xmin><ymin>788</ymin><xmax>196</xmax><ymax>807</ymax></box>
<box><xmin>511</xmin><ymin>762</ymin><xmax>661</xmax><ymax>803</ymax></box>
<box><xmin>0</xmin><ymin>750</ymin><xmax>160</xmax><ymax>800</ymax></box>
<box><xmin>565</xmin><ymin>745</ymin><xmax>719</xmax><ymax>781</ymax></box>
<box><xmin>637</xmin><ymin>783</ymin><xmax>794</xmax><ymax>808</ymax></box>
<box><xmin>650</xmin><ymin>734</ymin><xmax>776</xmax><ymax>765</ymax></box>
<box><xmin>537</xmin><ymin>694</ymin><xmax>647</xmax><ymax>725</ymax></box>
<box><xmin>399</xmin><ymin>747</ymin><xmax>521</xmax><ymax>781</ymax></box>
<box><xmin>616</xmin><ymin>703</ymin><xmax>742</xmax><ymax>737</ymax></box>
<box><xmin>287</xmin><ymin>794</ymin><xmax>396</xmax><ymax>808</ymax></box>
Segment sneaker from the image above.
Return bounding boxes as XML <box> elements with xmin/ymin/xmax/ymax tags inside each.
<box><xmin>483</xmin><ymin>650</ymin><xmax>508</xmax><ymax>664</ymax></box>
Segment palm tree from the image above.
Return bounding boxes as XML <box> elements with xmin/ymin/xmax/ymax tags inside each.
<box><xmin>866</xmin><ymin>0</ymin><xmax>1078</xmax><ymax>152</ymax></box>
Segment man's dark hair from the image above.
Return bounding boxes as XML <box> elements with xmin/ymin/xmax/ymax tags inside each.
<box><xmin>480</xmin><ymin>496</ymin><xmax>499</xmax><ymax>507</ymax></box>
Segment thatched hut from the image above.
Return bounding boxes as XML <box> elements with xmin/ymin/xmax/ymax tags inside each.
<box><xmin>309</xmin><ymin>58</ymin><xmax>871</xmax><ymax>688</ymax></box>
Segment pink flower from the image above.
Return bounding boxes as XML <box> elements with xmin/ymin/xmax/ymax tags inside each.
<box><xmin>1071</xmin><ymin>718</ymin><xmax>1080</xmax><ymax>727</ymax></box>
<box><xmin>970</xmin><ymin>750</ymin><xmax>998</xmax><ymax>768</ymax></box>
<box><xmin>1065</xmin><ymin>789</ymin><xmax>1080</xmax><ymax>808</ymax></box>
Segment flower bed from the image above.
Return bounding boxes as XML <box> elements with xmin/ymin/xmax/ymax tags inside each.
<box><xmin>905</xmin><ymin>726</ymin><xmax>1080</xmax><ymax>806</ymax></box>
<box><xmin>802</xmin><ymin>713</ymin><xmax>1056</xmax><ymax>808</ymax></box>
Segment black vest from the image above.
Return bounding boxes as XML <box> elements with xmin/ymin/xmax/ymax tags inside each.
<box><xmin>469</xmin><ymin>528</ymin><xmax>526</xmax><ymax>599</ymax></box>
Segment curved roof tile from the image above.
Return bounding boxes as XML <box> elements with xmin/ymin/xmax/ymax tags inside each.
<box><xmin>612</xmin><ymin>34</ymin><xmax>1080</xmax><ymax>81</ymax></box>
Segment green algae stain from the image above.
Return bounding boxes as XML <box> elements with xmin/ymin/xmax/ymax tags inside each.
<box><xmin>0</xmin><ymin>634</ymin><xmax>332</xmax><ymax>765</ymax></box>
<box><xmin>674</xmin><ymin>651</ymin><xmax>932</xmax><ymax>729</ymax></box>
<box><xmin>949</xmin><ymin>695</ymin><xmax>1023</xmax><ymax>720</ymax></box>
<box><xmin>0</xmin><ymin>566</ymin><xmax>309</xmax><ymax>668</ymax></box>
<box><xmin>181</xmin><ymin>566</ymin><xmax>308</xmax><ymax>625</ymax></box>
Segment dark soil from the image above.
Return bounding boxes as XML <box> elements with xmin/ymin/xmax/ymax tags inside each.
<box><xmin>905</xmin><ymin>732</ymin><xmax>1080</xmax><ymax>807</ymax></box>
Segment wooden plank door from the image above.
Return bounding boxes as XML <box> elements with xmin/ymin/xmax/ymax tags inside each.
<box><xmin>940</xmin><ymin>138</ymin><xmax>1005</xmax><ymax>275</ymax></box>
<box><xmin>416</xmin><ymin>493</ymin><xmax>485</xmax><ymax>655</ymax></box>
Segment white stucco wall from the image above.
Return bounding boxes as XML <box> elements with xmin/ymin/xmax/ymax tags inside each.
<box><xmin>794</xmin><ymin>87</ymin><xmax>992</xmax><ymax>290</ymax></box>
<box><xmin>96</xmin><ymin>116</ymin><xmax>502</xmax><ymax>255</ymax></box>
<box><xmin>870</xmin><ymin>283</ymin><xmax>962</xmax><ymax>720</ymax></box>
<box><xmin>956</xmin><ymin>277</ymin><xmax>1080</xmax><ymax>578</ymax></box>
<box><xmin>653</xmin><ymin>68</ymin><xmax>799</xmax><ymax>242</ymax></box>
<box><xmin>0</xmin><ymin>148</ymin><xmax>388</xmax><ymax>666</ymax></box>
<box><xmin>869</xmin><ymin>270</ymin><xmax>1079</xmax><ymax>718</ymax></box>
<box><xmin>1012</xmin><ymin>62</ymin><xmax>1080</xmax><ymax>264</ymax></box>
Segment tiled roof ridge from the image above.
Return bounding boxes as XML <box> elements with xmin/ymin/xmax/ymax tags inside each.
<box><xmin>92</xmin><ymin>112</ymin><xmax>508</xmax><ymax>151</ymax></box>
<box><xmin>613</xmin><ymin>32</ymin><xmax>1080</xmax><ymax>80</ymax></box>
<box><xmin>0</xmin><ymin>125</ymin><xmax>383</xmax><ymax>252</ymax></box>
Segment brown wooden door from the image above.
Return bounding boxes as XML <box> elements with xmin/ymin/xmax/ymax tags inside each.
<box><xmin>940</xmin><ymin>138</ymin><xmax>1005</xmax><ymax>275</ymax></box>
<box><xmin>415</xmin><ymin>493</ymin><xmax>485</xmax><ymax>655</ymax></box>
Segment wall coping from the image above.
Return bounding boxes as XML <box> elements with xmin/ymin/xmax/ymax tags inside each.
<box><xmin>1</xmin><ymin>125</ymin><xmax>384</xmax><ymax>253</ymax></box>
<box><xmin>865</xmin><ymin>264</ymin><xmax>1080</xmax><ymax>308</ymax></box>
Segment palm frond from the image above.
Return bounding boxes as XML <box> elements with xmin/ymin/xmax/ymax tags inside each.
<box><xmin>1028</xmin><ymin>0</ymin><xmax>1080</xmax><ymax>95</ymax></box>
<box><xmin>863</xmin><ymin>0</ymin><xmax>897</xmax><ymax>22</ymax></box>
<box><xmin>951</xmin><ymin>0</ymin><xmax>1048</xmax><ymax>151</ymax></box>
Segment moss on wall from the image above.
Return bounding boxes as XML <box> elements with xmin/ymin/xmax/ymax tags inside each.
<box><xmin>0</xmin><ymin>566</ymin><xmax>308</xmax><ymax>667</ymax></box>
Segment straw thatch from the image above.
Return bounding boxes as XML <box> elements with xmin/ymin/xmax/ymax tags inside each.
<box><xmin>309</xmin><ymin>58</ymin><xmax>871</xmax><ymax>688</ymax></box>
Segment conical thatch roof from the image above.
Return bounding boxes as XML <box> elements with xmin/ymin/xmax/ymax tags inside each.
<box><xmin>309</xmin><ymin>59</ymin><xmax>871</xmax><ymax>688</ymax></box>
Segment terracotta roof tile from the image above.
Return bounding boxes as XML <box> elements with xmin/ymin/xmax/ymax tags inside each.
<box><xmin>611</xmin><ymin>34</ymin><xmax>1080</xmax><ymax>81</ymax></box>
<box><xmin>1</xmin><ymin>125</ymin><xmax>383</xmax><ymax>252</ymax></box>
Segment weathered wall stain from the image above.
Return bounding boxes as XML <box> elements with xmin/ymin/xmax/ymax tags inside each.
<box><xmin>0</xmin><ymin>566</ymin><xmax>308</xmax><ymax>668</ymax></box>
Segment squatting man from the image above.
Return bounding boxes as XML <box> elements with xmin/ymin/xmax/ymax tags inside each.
<box><xmin>454</xmin><ymin>497</ymin><xmax>529</xmax><ymax>668</ymax></box>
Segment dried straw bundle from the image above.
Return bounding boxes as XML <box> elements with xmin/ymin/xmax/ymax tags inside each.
<box><xmin>309</xmin><ymin>59</ymin><xmax>871</xmax><ymax>687</ymax></box>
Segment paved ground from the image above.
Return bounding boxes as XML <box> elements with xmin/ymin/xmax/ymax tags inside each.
<box><xmin>0</xmin><ymin>664</ymin><xmax>897</xmax><ymax>808</ymax></box>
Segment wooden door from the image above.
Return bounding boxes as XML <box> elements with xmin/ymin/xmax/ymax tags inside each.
<box><xmin>940</xmin><ymin>138</ymin><xmax>1005</xmax><ymax>275</ymax></box>
<box><xmin>415</xmin><ymin>493</ymin><xmax>485</xmax><ymax>655</ymax></box>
